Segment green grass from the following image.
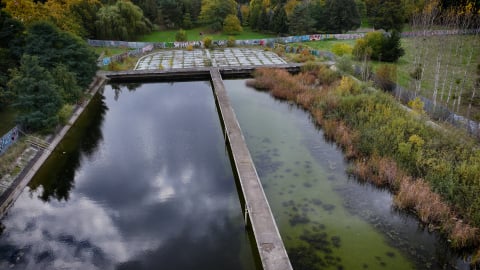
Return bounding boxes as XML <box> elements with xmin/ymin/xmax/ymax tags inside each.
<box><xmin>291</xmin><ymin>39</ymin><xmax>356</xmax><ymax>52</ymax></box>
<box><xmin>138</xmin><ymin>26</ymin><xmax>275</xmax><ymax>42</ymax></box>
<box><xmin>92</xmin><ymin>47</ymin><xmax>131</xmax><ymax>57</ymax></box>
<box><xmin>0</xmin><ymin>107</ymin><xmax>17</xmax><ymax>135</ymax></box>
<box><xmin>303</xmin><ymin>35</ymin><xmax>480</xmax><ymax>120</ymax></box>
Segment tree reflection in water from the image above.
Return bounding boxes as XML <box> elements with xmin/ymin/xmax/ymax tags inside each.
<box><xmin>28</xmin><ymin>93</ymin><xmax>108</xmax><ymax>202</ymax></box>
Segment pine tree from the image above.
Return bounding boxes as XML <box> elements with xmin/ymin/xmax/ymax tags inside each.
<box><xmin>381</xmin><ymin>31</ymin><xmax>405</xmax><ymax>62</ymax></box>
<box><xmin>271</xmin><ymin>5</ymin><xmax>289</xmax><ymax>34</ymax></box>
<box><xmin>9</xmin><ymin>55</ymin><xmax>63</xmax><ymax>131</ymax></box>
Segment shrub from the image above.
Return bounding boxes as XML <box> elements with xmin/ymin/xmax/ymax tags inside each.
<box><xmin>332</xmin><ymin>43</ymin><xmax>353</xmax><ymax>56</ymax></box>
<box><xmin>227</xmin><ymin>36</ymin><xmax>236</xmax><ymax>47</ymax></box>
<box><xmin>186</xmin><ymin>44</ymin><xmax>193</xmax><ymax>51</ymax></box>
<box><xmin>58</xmin><ymin>104</ymin><xmax>74</xmax><ymax>125</ymax></box>
<box><xmin>336</xmin><ymin>56</ymin><xmax>354</xmax><ymax>75</ymax></box>
<box><xmin>375</xmin><ymin>64</ymin><xmax>397</xmax><ymax>91</ymax></box>
<box><xmin>408</xmin><ymin>97</ymin><xmax>425</xmax><ymax>114</ymax></box>
<box><xmin>223</xmin><ymin>14</ymin><xmax>243</xmax><ymax>35</ymax></box>
<box><xmin>175</xmin><ymin>29</ymin><xmax>187</xmax><ymax>41</ymax></box>
<box><xmin>203</xmin><ymin>36</ymin><xmax>213</xmax><ymax>49</ymax></box>
<box><xmin>353</xmin><ymin>31</ymin><xmax>404</xmax><ymax>62</ymax></box>
<box><xmin>335</xmin><ymin>76</ymin><xmax>361</xmax><ymax>96</ymax></box>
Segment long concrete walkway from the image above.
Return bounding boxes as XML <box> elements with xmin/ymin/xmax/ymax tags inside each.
<box><xmin>210</xmin><ymin>68</ymin><xmax>293</xmax><ymax>270</ymax></box>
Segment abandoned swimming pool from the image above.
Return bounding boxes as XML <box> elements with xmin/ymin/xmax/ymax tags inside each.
<box><xmin>0</xmin><ymin>82</ymin><xmax>260</xmax><ymax>270</ymax></box>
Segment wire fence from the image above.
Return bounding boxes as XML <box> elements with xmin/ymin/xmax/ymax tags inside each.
<box><xmin>392</xmin><ymin>85</ymin><xmax>480</xmax><ymax>138</ymax></box>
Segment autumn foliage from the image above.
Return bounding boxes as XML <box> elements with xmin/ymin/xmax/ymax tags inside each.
<box><xmin>249</xmin><ymin>66</ymin><xmax>480</xmax><ymax>263</ymax></box>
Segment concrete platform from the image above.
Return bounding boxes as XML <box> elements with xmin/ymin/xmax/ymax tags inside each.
<box><xmin>210</xmin><ymin>68</ymin><xmax>293</xmax><ymax>270</ymax></box>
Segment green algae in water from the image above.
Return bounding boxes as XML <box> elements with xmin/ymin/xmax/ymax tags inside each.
<box><xmin>225</xmin><ymin>80</ymin><xmax>418</xmax><ymax>269</ymax></box>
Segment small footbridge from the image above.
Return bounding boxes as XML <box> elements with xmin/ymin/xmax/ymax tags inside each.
<box><xmin>104</xmin><ymin>64</ymin><xmax>299</xmax><ymax>270</ymax></box>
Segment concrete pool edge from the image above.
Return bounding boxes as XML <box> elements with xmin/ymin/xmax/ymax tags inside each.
<box><xmin>0</xmin><ymin>76</ymin><xmax>106</xmax><ymax>219</ymax></box>
<box><xmin>1</xmin><ymin>66</ymin><xmax>298</xmax><ymax>270</ymax></box>
<box><xmin>210</xmin><ymin>68</ymin><xmax>293</xmax><ymax>270</ymax></box>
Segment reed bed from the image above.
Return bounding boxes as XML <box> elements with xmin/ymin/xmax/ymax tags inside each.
<box><xmin>249</xmin><ymin>65</ymin><xmax>480</xmax><ymax>264</ymax></box>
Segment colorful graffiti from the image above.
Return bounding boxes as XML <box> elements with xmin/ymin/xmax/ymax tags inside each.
<box><xmin>0</xmin><ymin>126</ymin><xmax>19</xmax><ymax>156</ymax></box>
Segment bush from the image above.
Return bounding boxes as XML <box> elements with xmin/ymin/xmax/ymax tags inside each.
<box><xmin>375</xmin><ymin>64</ymin><xmax>397</xmax><ymax>91</ymax></box>
<box><xmin>175</xmin><ymin>29</ymin><xmax>188</xmax><ymax>41</ymax></box>
<box><xmin>227</xmin><ymin>36</ymin><xmax>236</xmax><ymax>47</ymax></box>
<box><xmin>58</xmin><ymin>104</ymin><xmax>74</xmax><ymax>125</ymax></box>
<box><xmin>203</xmin><ymin>36</ymin><xmax>213</xmax><ymax>49</ymax></box>
<box><xmin>353</xmin><ymin>31</ymin><xmax>404</xmax><ymax>62</ymax></box>
<box><xmin>336</xmin><ymin>56</ymin><xmax>354</xmax><ymax>75</ymax></box>
<box><xmin>332</xmin><ymin>43</ymin><xmax>353</xmax><ymax>56</ymax></box>
<box><xmin>223</xmin><ymin>14</ymin><xmax>243</xmax><ymax>35</ymax></box>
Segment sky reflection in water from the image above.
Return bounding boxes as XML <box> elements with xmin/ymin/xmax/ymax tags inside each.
<box><xmin>0</xmin><ymin>82</ymin><xmax>257</xmax><ymax>270</ymax></box>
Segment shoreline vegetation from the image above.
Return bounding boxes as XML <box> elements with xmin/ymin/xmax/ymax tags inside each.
<box><xmin>247</xmin><ymin>66</ymin><xmax>480</xmax><ymax>265</ymax></box>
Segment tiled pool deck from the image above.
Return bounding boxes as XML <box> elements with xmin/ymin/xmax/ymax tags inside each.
<box><xmin>135</xmin><ymin>48</ymin><xmax>287</xmax><ymax>70</ymax></box>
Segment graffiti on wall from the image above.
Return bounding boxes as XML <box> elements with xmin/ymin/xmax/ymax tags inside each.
<box><xmin>0</xmin><ymin>126</ymin><xmax>19</xmax><ymax>156</ymax></box>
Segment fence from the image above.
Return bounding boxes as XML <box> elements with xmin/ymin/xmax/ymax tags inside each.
<box><xmin>0</xmin><ymin>126</ymin><xmax>19</xmax><ymax>156</ymax></box>
<box><xmin>99</xmin><ymin>44</ymin><xmax>154</xmax><ymax>66</ymax></box>
<box><xmin>392</xmin><ymin>86</ymin><xmax>480</xmax><ymax>138</ymax></box>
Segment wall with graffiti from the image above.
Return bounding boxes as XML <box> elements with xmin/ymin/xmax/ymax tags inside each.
<box><xmin>90</xmin><ymin>29</ymin><xmax>478</xmax><ymax>67</ymax></box>
<box><xmin>0</xmin><ymin>126</ymin><xmax>19</xmax><ymax>156</ymax></box>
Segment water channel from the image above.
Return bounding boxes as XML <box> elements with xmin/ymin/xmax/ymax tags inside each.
<box><xmin>0</xmin><ymin>82</ymin><xmax>260</xmax><ymax>270</ymax></box>
<box><xmin>224</xmin><ymin>79</ymin><xmax>471</xmax><ymax>270</ymax></box>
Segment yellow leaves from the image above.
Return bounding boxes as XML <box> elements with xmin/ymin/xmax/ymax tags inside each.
<box><xmin>335</xmin><ymin>76</ymin><xmax>360</xmax><ymax>96</ymax></box>
<box><xmin>331</xmin><ymin>43</ymin><xmax>353</xmax><ymax>57</ymax></box>
<box><xmin>2</xmin><ymin>0</ymin><xmax>45</xmax><ymax>24</ymax></box>
<box><xmin>408</xmin><ymin>97</ymin><xmax>425</xmax><ymax>114</ymax></box>
<box><xmin>2</xmin><ymin>0</ymin><xmax>88</xmax><ymax>35</ymax></box>
<box><xmin>408</xmin><ymin>134</ymin><xmax>425</xmax><ymax>148</ymax></box>
<box><xmin>284</xmin><ymin>0</ymin><xmax>299</xmax><ymax>16</ymax></box>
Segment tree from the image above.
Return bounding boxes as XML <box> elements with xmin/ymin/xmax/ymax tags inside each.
<box><xmin>132</xmin><ymin>0</ymin><xmax>159</xmax><ymax>24</ymax></box>
<box><xmin>69</xmin><ymin>0</ymin><xmax>102</xmax><ymax>38</ymax></box>
<box><xmin>199</xmin><ymin>0</ymin><xmax>237</xmax><ymax>31</ymax></box>
<box><xmin>23</xmin><ymin>22</ymin><xmax>98</xmax><ymax>88</ymax></box>
<box><xmin>9</xmin><ymin>55</ymin><xmax>63</xmax><ymax>131</ymax></box>
<box><xmin>158</xmin><ymin>0</ymin><xmax>183</xmax><ymax>28</ymax></box>
<box><xmin>182</xmin><ymin>12</ymin><xmax>193</xmax><ymax>29</ymax></box>
<box><xmin>381</xmin><ymin>31</ymin><xmax>404</xmax><ymax>62</ymax></box>
<box><xmin>365</xmin><ymin>0</ymin><xmax>405</xmax><ymax>32</ymax></box>
<box><xmin>249</xmin><ymin>0</ymin><xmax>263</xmax><ymax>29</ymax></box>
<box><xmin>0</xmin><ymin>11</ymin><xmax>25</xmax><ymax>110</ymax></box>
<box><xmin>271</xmin><ymin>5</ymin><xmax>289</xmax><ymax>34</ymax></box>
<box><xmin>288</xmin><ymin>2</ymin><xmax>315</xmax><ymax>35</ymax></box>
<box><xmin>95</xmin><ymin>0</ymin><xmax>151</xmax><ymax>40</ymax></box>
<box><xmin>223</xmin><ymin>14</ymin><xmax>243</xmax><ymax>34</ymax></box>
<box><xmin>51</xmin><ymin>64</ymin><xmax>83</xmax><ymax>104</ymax></box>
<box><xmin>353</xmin><ymin>31</ymin><xmax>404</xmax><ymax>62</ymax></box>
<box><xmin>322</xmin><ymin>0</ymin><xmax>361</xmax><ymax>33</ymax></box>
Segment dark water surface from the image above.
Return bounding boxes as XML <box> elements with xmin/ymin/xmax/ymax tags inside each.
<box><xmin>0</xmin><ymin>82</ymin><xmax>259</xmax><ymax>270</ymax></box>
<box><xmin>224</xmin><ymin>79</ymin><xmax>471</xmax><ymax>270</ymax></box>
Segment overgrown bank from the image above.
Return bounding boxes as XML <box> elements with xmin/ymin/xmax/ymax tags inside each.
<box><xmin>248</xmin><ymin>66</ymin><xmax>480</xmax><ymax>264</ymax></box>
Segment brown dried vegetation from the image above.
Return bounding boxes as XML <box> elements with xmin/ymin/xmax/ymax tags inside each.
<box><xmin>248</xmin><ymin>66</ymin><xmax>480</xmax><ymax>256</ymax></box>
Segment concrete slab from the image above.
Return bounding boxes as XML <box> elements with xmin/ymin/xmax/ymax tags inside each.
<box><xmin>210</xmin><ymin>68</ymin><xmax>293</xmax><ymax>270</ymax></box>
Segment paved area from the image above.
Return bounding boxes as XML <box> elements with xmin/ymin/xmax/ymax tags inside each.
<box><xmin>135</xmin><ymin>48</ymin><xmax>287</xmax><ymax>70</ymax></box>
<box><xmin>210</xmin><ymin>68</ymin><xmax>292</xmax><ymax>270</ymax></box>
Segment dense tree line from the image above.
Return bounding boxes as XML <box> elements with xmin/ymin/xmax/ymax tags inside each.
<box><xmin>0</xmin><ymin>11</ymin><xmax>97</xmax><ymax>131</ymax></box>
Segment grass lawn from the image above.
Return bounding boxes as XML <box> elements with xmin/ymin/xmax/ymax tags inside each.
<box><xmin>0</xmin><ymin>107</ymin><xmax>17</xmax><ymax>135</ymax></box>
<box><xmin>291</xmin><ymin>39</ymin><xmax>356</xmax><ymax>51</ymax></box>
<box><xmin>392</xmin><ymin>36</ymin><xmax>479</xmax><ymax>119</ymax></box>
<box><xmin>138</xmin><ymin>26</ymin><xmax>275</xmax><ymax>42</ymax></box>
<box><xmin>92</xmin><ymin>47</ymin><xmax>132</xmax><ymax>57</ymax></box>
<box><xmin>302</xmin><ymin>35</ymin><xmax>480</xmax><ymax>120</ymax></box>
